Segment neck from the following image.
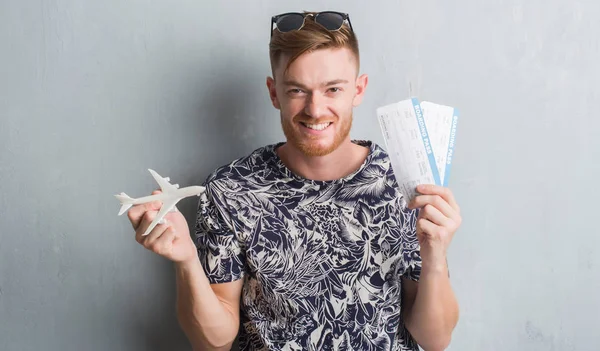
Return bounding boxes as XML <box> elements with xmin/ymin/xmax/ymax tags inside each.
<box><xmin>276</xmin><ymin>139</ymin><xmax>369</xmax><ymax>181</ymax></box>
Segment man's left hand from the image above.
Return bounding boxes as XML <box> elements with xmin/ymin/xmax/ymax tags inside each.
<box><xmin>407</xmin><ymin>184</ymin><xmax>462</xmax><ymax>268</ymax></box>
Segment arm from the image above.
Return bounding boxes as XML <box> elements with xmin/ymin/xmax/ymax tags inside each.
<box><xmin>402</xmin><ymin>265</ymin><xmax>458</xmax><ymax>351</ymax></box>
<box><xmin>404</xmin><ymin>184</ymin><xmax>462</xmax><ymax>351</ymax></box>
<box><xmin>176</xmin><ymin>258</ymin><xmax>243</xmax><ymax>351</ymax></box>
<box><xmin>128</xmin><ymin>191</ymin><xmax>243</xmax><ymax>350</ymax></box>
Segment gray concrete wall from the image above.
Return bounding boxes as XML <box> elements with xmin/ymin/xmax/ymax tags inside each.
<box><xmin>1</xmin><ymin>1</ymin><xmax>598</xmax><ymax>350</ymax></box>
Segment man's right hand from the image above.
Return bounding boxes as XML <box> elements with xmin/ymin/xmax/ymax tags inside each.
<box><xmin>127</xmin><ymin>190</ymin><xmax>198</xmax><ymax>263</ymax></box>
<box><xmin>127</xmin><ymin>191</ymin><xmax>243</xmax><ymax>350</ymax></box>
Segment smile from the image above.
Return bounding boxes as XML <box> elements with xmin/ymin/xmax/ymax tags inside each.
<box><xmin>300</xmin><ymin>122</ymin><xmax>333</xmax><ymax>131</ymax></box>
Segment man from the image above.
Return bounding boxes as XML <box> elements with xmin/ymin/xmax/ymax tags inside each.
<box><xmin>127</xmin><ymin>11</ymin><xmax>461</xmax><ymax>351</ymax></box>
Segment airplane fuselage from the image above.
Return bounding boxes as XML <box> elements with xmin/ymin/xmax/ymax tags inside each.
<box><xmin>129</xmin><ymin>185</ymin><xmax>205</xmax><ymax>204</ymax></box>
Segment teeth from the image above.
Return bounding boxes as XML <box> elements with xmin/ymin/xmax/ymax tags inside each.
<box><xmin>303</xmin><ymin>122</ymin><xmax>331</xmax><ymax>131</ymax></box>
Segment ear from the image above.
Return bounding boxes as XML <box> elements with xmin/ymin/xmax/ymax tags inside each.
<box><xmin>266</xmin><ymin>76</ymin><xmax>281</xmax><ymax>110</ymax></box>
<box><xmin>352</xmin><ymin>73</ymin><xmax>369</xmax><ymax>107</ymax></box>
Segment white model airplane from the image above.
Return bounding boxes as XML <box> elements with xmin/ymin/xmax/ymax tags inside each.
<box><xmin>115</xmin><ymin>169</ymin><xmax>205</xmax><ymax>236</ymax></box>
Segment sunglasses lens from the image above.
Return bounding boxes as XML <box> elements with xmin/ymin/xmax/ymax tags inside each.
<box><xmin>276</xmin><ymin>14</ymin><xmax>305</xmax><ymax>32</ymax></box>
<box><xmin>315</xmin><ymin>12</ymin><xmax>344</xmax><ymax>30</ymax></box>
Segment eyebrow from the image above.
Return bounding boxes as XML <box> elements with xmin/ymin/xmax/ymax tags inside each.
<box><xmin>283</xmin><ymin>79</ymin><xmax>349</xmax><ymax>89</ymax></box>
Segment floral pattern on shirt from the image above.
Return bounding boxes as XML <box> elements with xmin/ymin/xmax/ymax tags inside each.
<box><xmin>195</xmin><ymin>140</ymin><xmax>422</xmax><ymax>351</ymax></box>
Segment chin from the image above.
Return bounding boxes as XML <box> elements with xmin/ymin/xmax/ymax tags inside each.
<box><xmin>298</xmin><ymin>143</ymin><xmax>336</xmax><ymax>157</ymax></box>
<box><xmin>293</xmin><ymin>136</ymin><xmax>344</xmax><ymax>156</ymax></box>
<box><xmin>281</xmin><ymin>114</ymin><xmax>352</xmax><ymax>157</ymax></box>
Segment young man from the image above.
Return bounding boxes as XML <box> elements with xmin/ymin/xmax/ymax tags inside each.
<box><xmin>127</xmin><ymin>11</ymin><xmax>461</xmax><ymax>351</ymax></box>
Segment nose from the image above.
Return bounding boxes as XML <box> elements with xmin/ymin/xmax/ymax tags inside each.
<box><xmin>304</xmin><ymin>92</ymin><xmax>327</xmax><ymax>119</ymax></box>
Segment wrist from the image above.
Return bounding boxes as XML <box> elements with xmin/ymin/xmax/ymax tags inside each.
<box><xmin>420</xmin><ymin>254</ymin><xmax>448</xmax><ymax>275</ymax></box>
<box><xmin>421</xmin><ymin>261</ymin><xmax>448</xmax><ymax>278</ymax></box>
<box><xmin>174</xmin><ymin>242</ymin><xmax>200</xmax><ymax>265</ymax></box>
<box><xmin>175</xmin><ymin>256</ymin><xmax>200</xmax><ymax>271</ymax></box>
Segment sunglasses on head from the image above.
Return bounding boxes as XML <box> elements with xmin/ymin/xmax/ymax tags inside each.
<box><xmin>271</xmin><ymin>11</ymin><xmax>353</xmax><ymax>37</ymax></box>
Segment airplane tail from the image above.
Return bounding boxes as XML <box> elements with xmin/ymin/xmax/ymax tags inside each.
<box><xmin>114</xmin><ymin>192</ymin><xmax>134</xmax><ymax>215</ymax></box>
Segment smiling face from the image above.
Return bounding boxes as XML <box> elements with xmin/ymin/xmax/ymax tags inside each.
<box><xmin>267</xmin><ymin>47</ymin><xmax>368</xmax><ymax>157</ymax></box>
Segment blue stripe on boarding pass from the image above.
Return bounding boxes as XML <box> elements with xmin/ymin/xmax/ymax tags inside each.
<box><xmin>411</xmin><ymin>98</ymin><xmax>441</xmax><ymax>186</ymax></box>
<box><xmin>443</xmin><ymin>109</ymin><xmax>459</xmax><ymax>187</ymax></box>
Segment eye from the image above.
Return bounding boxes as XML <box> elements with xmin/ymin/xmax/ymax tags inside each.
<box><xmin>288</xmin><ymin>88</ymin><xmax>304</xmax><ymax>95</ymax></box>
<box><xmin>328</xmin><ymin>87</ymin><xmax>341</xmax><ymax>93</ymax></box>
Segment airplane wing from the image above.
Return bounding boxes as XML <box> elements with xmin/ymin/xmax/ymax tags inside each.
<box><xmin>142</xmin><ymin>197</ymin><xmax>180</xmax><ymax>236</ymax></box>
<box><xmin>148</xmin><ymin>169</ymin><xmax>179</xmax><ymax>193</ymax></box>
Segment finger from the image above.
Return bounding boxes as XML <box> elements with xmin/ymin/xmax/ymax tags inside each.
<box><xmin>415</xmin><ymin>184</ymin><xmax>457</xmax><ymax>207</ymax></box>
<box><xmin>153</xmin><ymin>226</ymin><xmax>177</xmax><ymax>249</ymax></box>
<box><xmin>410</xmin><ymin>195</ymin><xmax>456</xmax><ymax>219</ymax></box>
<box><xmin>416</xmin><ymin>184</ymin><xmax>459</xmax><ymax>212</ymax></box>
<box><xmin>141</xmin><ymin>218</ymin><xmax>171</xmax><ymax>247</ymax></box>
<box><xmin>127</xmin><ymin>193</ymin><xmax>163</xmax><ymax>230</ymax></box>
<box><xmin>418</xmin><ymin>204</ymin><xmax>452</xmax><ymax>228</ymax></box>
<box><xmin>417</xmin><ymin>217</ymin><xmax>443</xmax><ymax>238</ymax></box>
<box><xmin>135</xmin><ymin>210</ymin><xmax>160</xmax><ymax>243</ymax></box>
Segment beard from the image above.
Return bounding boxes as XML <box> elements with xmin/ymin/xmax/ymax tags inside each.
<box><xmin>281</xmin><ymin>112</ymin><xmax>352</xmax><ymax>157</ymax></box>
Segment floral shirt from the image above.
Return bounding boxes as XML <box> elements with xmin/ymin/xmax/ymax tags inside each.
<box><xmin>194</xmin><ymin>140</ymin><xmax>422</xmax><ymax>351</ymax></box>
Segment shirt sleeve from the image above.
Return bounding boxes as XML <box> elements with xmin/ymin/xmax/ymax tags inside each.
<box><xmin>403</xmin><ymin>249</ymin><xmax>422</xmax><ymax>282</ymax></box>
<box><xmin>194</xmin><ymin>181</ymin><xmax>246</xmax><ymax>284</ymax></box>
<box><xmin>402</xmin><ymin>207</ymin><xmax>422</xmax><ymax>282</ymax></box>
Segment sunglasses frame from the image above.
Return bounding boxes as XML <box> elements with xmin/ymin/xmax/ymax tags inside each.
<box><xmin>270</xmin><ymin>11</ymin><xmax>354</xmax><ymax>38</ymax></box>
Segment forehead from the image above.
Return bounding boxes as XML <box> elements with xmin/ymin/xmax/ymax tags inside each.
<box><xmin>276</xmin><ymin>47</ymin><xmax>357</xmax><ymax>83</ymax></box>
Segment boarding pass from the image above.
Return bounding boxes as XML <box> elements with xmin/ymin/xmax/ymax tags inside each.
<box><xmin>376</xmin><ymin>98</ymin><xmax>459</xmax><ymax>202</ymax></box>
